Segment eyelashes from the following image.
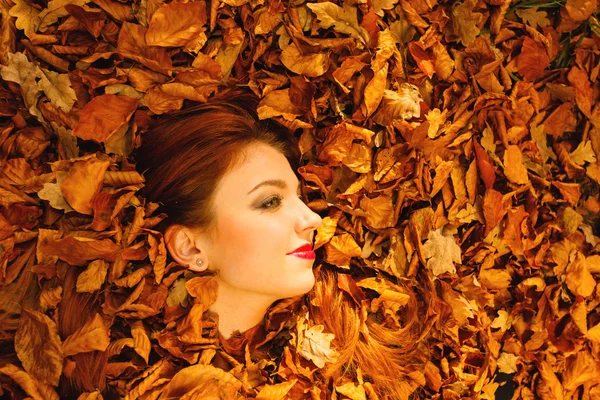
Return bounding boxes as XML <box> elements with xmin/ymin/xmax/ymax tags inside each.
<box><xmin>258</xmin><ymin>194</ymin><xmax>303</xmax><ymax>210</ymax></box>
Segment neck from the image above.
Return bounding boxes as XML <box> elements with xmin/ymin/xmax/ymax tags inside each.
<box><xmin>209</xmin><ymin>278</ymin><xmax>277</xmax><ymax>340</ymax></box>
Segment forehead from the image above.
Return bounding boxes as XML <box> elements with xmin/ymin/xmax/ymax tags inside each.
<box><xmin>217</xmin><ymin>143</ymin><xmax>297</xmax><ymax>194</ymax></box>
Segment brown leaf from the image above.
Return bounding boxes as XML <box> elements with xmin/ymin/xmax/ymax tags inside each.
<box><xmin>72</xmin><ymin>94</ymin><xmax>138</xmax><ymax>143</ymax></box>
<box><xmin>359</xmin><ymin>194</ymin><xmax>395</xmax><ymax>229</ymax></box>
<box><xmin>117</xmin><ymin>22</ymin><xmax>173</xmax><ymax>75</ymax></box>
<box><xmin>37</xmin><ymin>229</ymin><xmax>119</xmax><ymax>266</ymax></box>
<box><xmin>15</xmin><ymin>309</ymin><xmax>64</xmax><ymax>386</ymax></box>
<box><xmin>145</xmin><ymin>2</ymin><xmax>206</xmax><ymax>47</ymax></box>
<box><xmin>483</xmin><ymin>189</ymin><xmax>506</xmax><ymax>236</ymax></box>
<box><xmin>517</xmin><ymin>37</ymin><xmax>549</xmax><ymax>81</ymax></box>
<box><xmin>160</xmin><ymin>364</ymin><xmax>242</xmax><ymax>399</ymax></box>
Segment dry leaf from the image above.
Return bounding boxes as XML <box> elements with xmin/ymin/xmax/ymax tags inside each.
<box><xmin>15</xmin><ymin>309</ymin><xmax>64</xmax><ymax>386</ymax></box>
<box><xmin>299</xmin><ymin>324</ymin><xmax>338</xmax><ymax>368</ymax></box>
<box><xmin>62</xmin><ymin>313</ymin><xmax>110</xmax><ymax>356</ymax></box>
<box><xmin>422</xmin><ymin>227</ymin><xmax>462</xmax><ymax>276</ymax></box>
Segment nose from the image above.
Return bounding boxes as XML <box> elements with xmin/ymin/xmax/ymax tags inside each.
<box><xmin>296</xmin><ymin>201</ymin><xmax>322</xmax><ymax>234</ymax></box>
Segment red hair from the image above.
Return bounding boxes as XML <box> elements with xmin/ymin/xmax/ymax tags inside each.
<box><xmin>58</xmin><ymin>90</ymin><xmax>431</xmax><ymax>399</ymax></box>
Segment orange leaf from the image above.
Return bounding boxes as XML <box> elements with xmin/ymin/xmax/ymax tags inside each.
<box><xmin>145</xmin><ymin>2</ymin><xmax>207</xmax><ymax>47</ymax></box>
<box><xmin>62</xmin><ymin>313</ymin><xmax>110</xmax><ymax>357</ymax></box>
<box><xmin>503</xmin><ymin>145</ymin><xmax>530</xmax><ymax>185</ymax></box>
<box><xmin>72</xmin><ymin>94</ymin><xmax>138</xmax><ymax>143</ymax></box>
<box><xmin>76</xmin><ymin>259</ymin><xmax>109</xmax><ymax>293</ymax></box>
<box><xmin>483</xmin><ymin>189</ymin><xmax>506</xmax><ymax>236</ymax></box>
<box><xmin>516</xmin><ymin>37</ymin><xmax>549</xmax><ymax>81</ymax></box>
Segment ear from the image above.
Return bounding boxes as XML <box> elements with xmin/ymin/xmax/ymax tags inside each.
<box><xmin>164</xmin><ymin>224</ymin><xmax>209</xmax><ymax>272</ymax></box>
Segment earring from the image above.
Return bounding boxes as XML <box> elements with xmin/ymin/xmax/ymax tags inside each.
<box><xmin>196</xmin><ymin>259</ymin><xmax>204</xmax><ymax>268</ymax></box>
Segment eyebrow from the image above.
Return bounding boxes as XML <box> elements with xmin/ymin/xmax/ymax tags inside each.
<box><xmin>247</xmin><ymin>179</ymin><xmax>301</xmax><ymax>195</ymax></box>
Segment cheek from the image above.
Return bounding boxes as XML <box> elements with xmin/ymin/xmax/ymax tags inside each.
<box><xmin>216</xmin><ymin>212</ymin><xmax>291</xmax><ymax>263</ymax></box>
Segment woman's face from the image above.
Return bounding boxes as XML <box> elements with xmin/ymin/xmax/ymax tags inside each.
<box><xmin>201</xmin><ymin>143</ymin><xmax>323</xmax><ymax>300</ymax></box>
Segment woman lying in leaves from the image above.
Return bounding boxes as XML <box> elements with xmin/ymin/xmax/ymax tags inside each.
<box><xmin>29</xmin><ymin>90</ymin><xmax>434</xmax><ymax>399</ymax></box>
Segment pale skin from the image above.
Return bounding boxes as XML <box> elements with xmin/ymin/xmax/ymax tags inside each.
<box><xmin>165</xmin><ymin>143</ymin><xmax>323</xmax><ymax>339</ymax></box>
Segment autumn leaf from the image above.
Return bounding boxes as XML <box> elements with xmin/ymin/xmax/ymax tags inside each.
<box><xmin>280</xmin><ymin>43</ymin><xmax>329</xmax><ymax>78</ymax></box>
<box><xmin>0</xmin><ymin>364</ymin><xmax>59</xmax><ymax>400</ymax></box>
<box><xmin>37</xmin><ymin>0</ymin><xmax>89</xmax><ymax>32</ymax></box>
<box><xmin>503</xmin><ymin>145</ymin><xmax>530</xmax><ymax>185</ymax></box>
<box><xmin>60</xmin><ymin>157</ymin><xmax>110</xmax><ymax>214</ymax></box>
<box><xmin>256</xmin><ymin>379</ymin><xmax>298</xmax><ymax>400</ymax></box>
<box><xmin>160</xmin><ymin>364</ymin><xmax>242</xmax><ymax>399</ymax></box>
<box><xmin>306</xmin><ymin>2</ymin><xmax>369</xmax><ymax>45</ymax></box>
<box><xmin>76</xmin><ymin>259</ymin><xmax>109</xmax><ymax>293</ymax></box>
<box><xmin>145</xmin><ymin>2</ymin><xmax>207</xmax><ymax>47</ymax></box>
<box><xmin>336</xmin><ymin>382</ymin><xmax>367</xmax><ymax>400</ymax></box>
<box><xmin>517</xmin><ymin>37</ymin><xmax>550</xmax><ymax>81</ymax></box>
<box><xmin>450</xmin><ymin>0</ymin><xmax>482</xmax><ymax>46</ymax></box>
<box><xmin>0</xmin><ymin>52</ymin><xmax>43</xmax><ymax>121</ymax></box>
<box><xmin>359</xmin><ymin>194</ymin><xmax>395</xmax><ymax>229</ymax></box>
<box><xmin>422</xmin><ymin>227</ymin><xmax>462</xmax><ymax>276</ymax></box>
<box><xmin>299</xmin><ymin>324</ymin><xmax>338</xmax><ymax>368</ymax></box>
<box><xmin>62</xmin><ymin>313</ymin><xmax>110</xmax><ymax>356</ymax></box>
<box><xmin>8</xmin><ymin>0</ymin><xmax>41</xmax><ymax>38</ymax></box>
<box><xmin>15</xmin><ymin>309</ymin><xmax>64</xmax><ymax>386</ymax></box>
<box><xmin>516</xmin><ymin>7</ymin><xmax>550</xmax><ymax>29</ymax></box>
<box><xmin>72</xmin><ymin>94</ymin><xmax>138</xmax><ymax>143</ymax></box>
<box><xmin>569</xmin><ymin>141</ymin><xmax>597</xmax><ymax>165</ymax></box>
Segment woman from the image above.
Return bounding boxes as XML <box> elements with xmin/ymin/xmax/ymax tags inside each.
<box><xmin>59</xmin><ymin>91</ymin><xmax>432</xmax><ymax>399</ymax></box>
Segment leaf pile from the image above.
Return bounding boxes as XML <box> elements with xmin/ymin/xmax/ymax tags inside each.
<box><xmin>1</xmin><ymin>0</ymin><xmax>600</xmax><ymax>398</ymax></box>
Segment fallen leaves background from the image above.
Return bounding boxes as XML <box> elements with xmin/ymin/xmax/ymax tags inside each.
<box><xmin>1</xmin><ymin>0</ymin><xmax>600</xmax><ymax>398</ymax></box>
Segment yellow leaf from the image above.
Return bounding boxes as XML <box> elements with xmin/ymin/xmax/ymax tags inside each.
<box><xmin>516</xmin><ymin>7</ymin><xmax>550</xmax><ymax>29</ymax></box>
<box><xmin>335</xmin><ymin>382</ymin><xmax>367</xmax><ymax>400</ymax></box>
<box><xmin>76</xmin><ymin>259</ymin><xmax>109</xmax><ymax>293</ymax></box>
<box><xmin>36</xmin><ymin>67</ymin><xmax>77</xmax><ymax>112</ymax></box>
<box><xmin>503</xmin><ymin>145</ymin><xmax>530</xmax><ymax>185</ymax></box>
<box><xmin>324</xmin><ymin>233</ymin><xmax>362</xmax><ymax>268</ymax></box>
<box><xmin>8</xmin><ymin>0</ymin><xmax>41</xmax><ymax>37</ymax></box>
<box><xmin>38</xmin><ymin>172</ymin><xmax>75</xmax><ymax>212</ymax></box>
<box><xmin>280</xmin><ymin>43</ymin><xmax>329</xmax><ymax>78</ymax></box>
<box><xmin>160</xmin><ymin>364</ymin><xmax>242</xmax><ymax>399</ymax></box>
<box><xmin>426</xmin><ymin>108</ymin><xmax>447</xmax><ymax>139</ymax></box>
<box><xmin>0</xmin><ymin>52</ymin><xmax>43</xmax><ymax>121</ymax></box>
<box><xmin>497</xmin><ymin>352</ymin><xmax>519</xmax><ymax>374</ymax></box>
<box><xmin>62</xmin><ymin>313</ymin><xmax>110</xmax><ymax>357</ymax></box>
<box><xmin>306</xmin><ymin>2</ymin><xmax>369</xmax><ymax>45</ymax></box>
<box><xmin>0</xmin><ymin>364</ymin><xmax>59</xmax><ymax>400</ymax></box>
<box><xmin>565</xmin><ymin>252</ymin><xmax>595</xmax><ymax>298</ymax></box>
<box><xmin>586</xmin><ymin>322</ymin><xmax>600</xmax><ymax>343</ymax></box>
<box><xmin>131</xmin><ymin>321</ymin><xmax>151</xmax><ymax>363</ymax></box>
<box><xmin>15</xmin><ymin>309</ymin><xmax>64</xmax><ymax>386</ymax></box>
<box><xmin>569</xmin><ymin>140</ymin><xmax>597</xmax><ymax>166</ymax></box>
<box><xmin>360</xmin><ymin>194</ymin><xmax>395</xmax><ymax>229</ymax></box>
<box><xmin>450</xmin><ymin>0</ymin><xmax>482</xmax><ymax>46</ymax></box>
<box><xmin>422</xmin><ymin>227</ymin><xmax>462</xmax><ymax>276</ymax></box>
<box><xmin>299</xmin><ymin>324</ymin><xmax>338</xmax><ymax>368</ymax></box>
<box><xmin>256</xmin><ymin>379</ymin><xmax>297</xmax><ymax>400</ymax></box>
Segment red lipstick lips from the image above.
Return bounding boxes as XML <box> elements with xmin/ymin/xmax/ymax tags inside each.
<box><xmin>287</xmin><ymin>243</ymin><xmax>316</xmax><ymax>260</ymax></box>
